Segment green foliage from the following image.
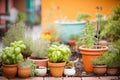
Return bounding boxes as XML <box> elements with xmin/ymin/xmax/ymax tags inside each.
<box><xmin>2</xmin><ymin>21</ymin><xmax>26</xmax><ymax>47</ymax></box>
<box><xmin>77</xmin><ymin>13</ymin><xmax>90</xmax><ymax>21</ymax></box>
<box><xmin>17</xmin><ymin>12</ymin><xmax>27</xmax><ymax>22</ymax></box>
<box><xmin>47</xmin><ymin>44</ymin><xmax>71</xmax><ymax>63</ymax></box>
<box><xmin>0</xmin><ymin>41</ymin><xmax>26</xmax><ymax>65</ymax></box>
<box><xmin>92</xmin><ymin>56</ymin><xmax>106</xmax><ymax>65</ymax></box>
<box><xmin>22</xmin><ymin>36</ymin><xmax>33</xmax><ymax>54</ymax></box>
<box><xmin>69</xmin><ymin>34</ymin><xmax>80</xmax><ymax>40</ymax></box>
<box><xmin>76</xmin><ymin>22</ymin><xmax>96</xmax><ymax>48</ymax></box>
<box><xmin>18</xmin><ymin>59</ymin><xmax>36</xmax><ymax>77</ymax></box>
<box><xmin>100</xmin><ymin>4</ymin><xmax>120</xmax><ymax>42</ymax></box>
<box><xmin>31</xmin><ymin>39</ymin><xmax>50</xmax><ymax>58</ymax></box>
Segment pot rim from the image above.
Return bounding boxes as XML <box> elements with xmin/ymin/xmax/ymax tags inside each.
<box><xmin>79</xmin><ymin>45</ymin><xmax>108</xmax><ymax>52</ymax></box>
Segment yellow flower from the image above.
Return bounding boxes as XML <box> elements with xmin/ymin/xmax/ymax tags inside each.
<box><xmin>41</xmin><ymin>33</ymin><xmax>52</xmax><ymax>40</ymax></box>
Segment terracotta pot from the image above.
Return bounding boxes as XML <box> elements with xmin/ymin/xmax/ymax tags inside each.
<box><xmin>79</xmin><ymin>45</ymin><xmax>108</xmax><ymax>72</ymax></box>
<box><xmin>68</xmin><ymin>40</ymin><xmax>76</xmax><ymax>47</ymax></box>
<box><xmin>30</xmin><ymin>58</ymin><xmax>48</xmax><ymax>67</ymax></box>
<box><xmin>107</xmin><ymin>67</ymin><xmax>118</xmax><ymax>75</ymax></box>
<box><xmin>48</xmin><ymin>61</ymin><xmax>66</xmax><ymax>77</ymax></box>
<box><xmin>18</xmin><ymin>66</ymin><xmax>31</xmax><ymax>78</ymax></box>
<box><xmin>2</xmin><ymin>64</ymin><xmax>17</xmax><ymax>79</ymax></box>
<box><xmin>93</xmin><ymin>65</ymin><xmax>107</xmax><ymax>75</ymax></box>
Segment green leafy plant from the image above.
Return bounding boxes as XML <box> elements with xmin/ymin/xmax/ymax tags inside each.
<box><xmin>77</xmin><ymin>13</ymin><xmax>90</xmax><ymax>21</ymax></box>
<box><xmin>92</xmin><ymin>57</ymin><xmax>106</xmax><ymax>66</ymax></box>
<box><xmin>30</xmin><ymin>39</ymin><xmax>50</xmax><ymax>59</ymax></box>
<box><xmin>100</xmin><ymin>3</ymin><xmax>120</xmax><ymax>42</ymax></box>
<box><xmin>47</xmin><ymin>44</ymin><xmax>71</xmax><ymax>63</ymax></box>
<box><xmin>17</xmin><ymin>12</ymin><xmax>27</xmax><ymax>22</ymax></box>
<box><xmin>0</xmin><ymin>41</ymin><xmax>26</xmax><ymax>65</ymax></box>
<box><xmin>18</xmin><ymin>59</ymin><xmax>36</xmax><ymax>76</ymax></box>
<box><xmin>69</xmin><ymin>34</ymin><xmax>80</xmax><ymax>40</ymax></box>
<box><xmin>2</xmin><ymin>21</ymin><xmax>26</xmax><ymax>47</ymax></box>
<box><xmin>22</xmin><ymin>36</ymin><xmax>33</xmax><ymax>56</ymax></box>
<box><xmin>76</xmin><ymin>22</ymin><xmax>96</xmax><ymax>48</ymax></box>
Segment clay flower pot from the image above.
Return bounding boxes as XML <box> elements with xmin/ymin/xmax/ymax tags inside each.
<box><xmin>35</xmin><ymin>66</ymin><xmax>47</xmax><ymax>76</ymax></box>
<box><xmin>18</xmin><ymin>66</ymin><xmax>31</xmax><ymax>78</ymax></box>
<box><xmin>68</xmin><ymin>40</ymin><xmax>77</xmax><ymax>48</ymax></box>
<box><xmin>79</xmin><ymin>45</ymin><xmax>108</xmax><ymax>72</ymax></box>
<box><xmin>2</xmin><ymin>64</ymin><xmax>17</xmax><ymax>79</ymax></box>
<box><xmin>30</xmin><ymin>58</ymin><xmax>48</xmax><ymax>67</ymax></box>
<box><xmin>48</xmin><ymin>61</ymin><xmax>66</xmax><ymax>77</ymax></box>
<box><xmin>93</xmin><ymin>65</ymin><xmax>107</xmax><ymax>75</ymax></box>
<box><xmin>107</xmin><ymin>67</ymin><xmax>118</xmax><ymax>75</ymax></box>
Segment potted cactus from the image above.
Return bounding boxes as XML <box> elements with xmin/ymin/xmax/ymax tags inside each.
<box><xmin>47</xmin><ymin>44</ymin><xmax>71</xmax><ymax>77</ymax></box>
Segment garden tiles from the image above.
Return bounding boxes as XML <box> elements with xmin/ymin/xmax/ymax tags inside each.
<box><xmin>44</xmin><ymin>77</ymin><xmax>63</xmax><ymax>80</ymax></box>
<box><xmin>100</xmin><ymin>76</ymin><xmax>119</xmax><ymax>80</ymax></box>
<box><xmin>63</xmin><ymin>77</ymin><xmax>81</xmax><ymax>80</ymax></box>
<box><xmin>9</xmin><ymin>77</ymin><xmax>43</xmax><ymax>80</ymax></box>
<box><xmin>0</xmin><ymin>77</ymin><xmax>8</xmax><ymax>80</ymax></box>
<box><xmin>81</xmin><ymin>77</ymin><xmax>100</xmax><ymax>80</ymax></box>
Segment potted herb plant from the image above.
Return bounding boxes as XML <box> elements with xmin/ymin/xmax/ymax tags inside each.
<box><xmin>92</xmin><ymin>55</ymin><xmax>107</xmax><ymax>75</ymax></box>
<box><xmin>18</xmin><ymin>60</ymin><xmax>31</xmax><ymax>78</ymax></box>
<box><xmin>30</xmin><ymin>39</ymin><xmax>50</xmax><ymax>67</ymax></box>
<box><xmin>77</xmin><ymin>22</ymin><xmax>108</xmax><ymax>73</ymax></box>
<box><xmin>47</xmin><ymin>44</ymin><xmax>71</xmax><ymax>77</ymax></box>
<box><xmin>0</xmin><ymin>41</ymin><xmax>26</xmax><ymax>78</ymax></box>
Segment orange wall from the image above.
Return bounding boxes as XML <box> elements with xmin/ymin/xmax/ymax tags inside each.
<box><xmin>42</xmin><ymin>0</ymin><xmax>120</xmax><ymax>27</ymax></box>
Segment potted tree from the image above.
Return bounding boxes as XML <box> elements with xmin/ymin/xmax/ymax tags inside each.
<box><xmin>47</xmin><ymin>44</ymin><xmax>71</xmax><ymax>77</ymax></box>
<box><xmin>92</xmin><ymin>54</ymin><xmax>107</xmax><ymax>75</ymax></box>
<box><xmin>77</xmin><ymin>22</ymin><xmax>108</xmax><ymax>73</ymax></box>
<box><xmin>0</xmin><ymin>41</ymin><xmax>26</xmax><ymax>79</ymax></box>
<box><xmin>30</xmin><ymin>39</ymin><xmax>50</xmax><ymax>67</ymax></box>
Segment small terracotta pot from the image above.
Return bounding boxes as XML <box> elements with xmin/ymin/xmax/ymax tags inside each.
<box><xmin>2</xmin><ymin>64</ymin><xmax>17</xmax><ymax>79</ymax></box>
<box><xmin>30</xmin><ymin>58</ymin><xmax>48</xmax><ymax>67</ymax></box>
<box><xmin>93</xmin><ymin>65</ymin><xmax>107</xmax><ymax>75</ymax></box>
<box><xmin>68</xmin><ymin>40</ymin><xmax>76</xmax><ymax>47</ymax></box>
<box><xmin>79</xmin><ymin>45</ymin><xmax>108</xmax><ymax>72</ymax></box>
<box><xmin>48</xmin><ymin>61</ymin><xmax>66</xmax><ymax>77</ymax></box>
<box><xmin>18</xmin><ymin>66</ymin><xmax>31</xmax><ymax>78</ymax></box>
<box><xmin>107</xmin><ymin>67</ymin><xmax>118</xmax><ymax>75</ymax></box>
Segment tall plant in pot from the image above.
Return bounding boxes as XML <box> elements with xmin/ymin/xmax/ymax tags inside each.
<box><xmin>100</xmin><ymin>3</ymin><xmax>120</xmax><ymax>74</ymax></box>
<box><xmin>76</xmin><ymin>22</ymin><xmax>108</xmax><ymax>73</ymax></box>
<box><xmin>47</xmin><ymin>44</ymin><xmax>71</xmax><ymax>77</ymax></box>
<box><xmin>0</xmin><ymin>41</ymin><xmax>26</xmax><ymax>78</ymax></box>
<box><xmin>30</xmin><ymin>39</ymin><xmax>50</xmax><ymax>67</ymax></box>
